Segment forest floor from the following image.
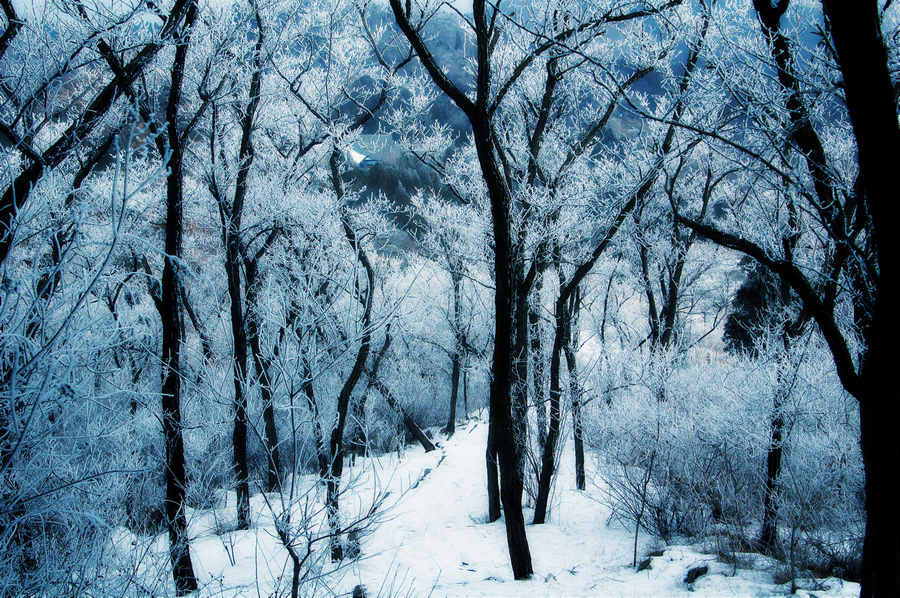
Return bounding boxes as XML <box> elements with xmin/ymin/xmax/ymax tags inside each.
<box><xmin>113</xmin><ymin>418</ymin><xmax>859</xmax><ymax>597</ymax></box>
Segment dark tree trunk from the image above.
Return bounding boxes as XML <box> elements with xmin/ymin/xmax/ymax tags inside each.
<box><xmin>447</xmin><ymin>355</ymin><xmax>460</xmax><ymax>436</ymax></box>
<box><xmin>224</xmin><ymin>237</ymin><xmax>251</xmax><ymax>528</ymax></box>
<box><xmin>533</xmin><ymin>294</ymin><xmax>567</xmax><ymax>524</ymax></box>
<box><xmin>244</xmin><ymin>257</ymin><xmax>282</xmax><ymax>493</ymax></box>
<box><xmin>300</xmin><ymin>356</ymin><xmax>330</xmax><ymax>480</ymax></box>
<box><xmin>326</xmin><ymin>476</ymin><xmax>343</xmax><ymax>561</ymax></box>
<box><xmin>248</xmin><ymin>309</ymin><xmax>280</xmax><ymax>492</ymax></box>
<box><xmin>158</xmin><ymin>2</ymin><xmax>199</xmax><ymax>592</ymax></box>
<box><xmin>371</xmin><ymin>376</ymin><xmax>436</xmax><ymax>453</ymax></box>
<box><xmin>565</xmin><ymin>287</ymin><xmax>585</xmax><ymax>491</ymax></box>
<box><xmin>215</xmin><ymin>13</ymin><xmax>265</xmax><ymax>526</ymax></box>
<box><xmin>758</xmin><ymin>392</ymin><xmax>784</xmax><ymax>551</ymax></box>
<box><xmin>814</xmin><ymin>4</ymin><xmax>900</xmax><ymax>596</ymax></box>
<box><xmin>530</xmin><ymin>277</ymin><xmax>547</xmax><ymax>449</ymax></box>
<box><xmin>857</xmin><ymin>374</ymin><xmax>899</xmax><ymax>598</ymax></box>
<box><xmin>478</xmin><ymin>116</ymin><xmax>533</xmax><ymax>578</ymax></box>
<box><xmin>181</xmin><ymin>286</ymin><xmax>213</xmax><ymax>363</ymax></box>
<box><xmin>389</xmin><ymin>0</ymin><xmax>532</xmax><ymax>578</ymax></box>
<box><xmin>366</xmin><ymin>330</ymin><xmax>435</xmax><ymax>452</ymax></box>
<box><xmin>462</xmin><ymin>363</ymin><xmax>469</xmax><ymax>419</ymax></box>
<box><xmin>325</xmin><ymin>149</ymin><xmax>374</xmax><ymax>562</ymax></box>
<box><xmin>447</xmin><ymin>272</ymin><xmax>462</xmax><ymax>436</ymax></box>
<box><xmin>486</xmin><ymin>418</ymin><xmax>501</xmax><ymax>521</ymax></box>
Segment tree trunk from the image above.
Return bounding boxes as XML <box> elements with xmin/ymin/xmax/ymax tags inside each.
<box><xmin>326</xmin><ymin>475</ymin><xmax>343</xmax><ymax>561</ymax></box>
<box><xmin>159</xmin><ymin>2</ymin><xmax>200</xmax><ymax>591</ymax></box>
<box><xmin>324</xmin><ymin>149</ymin><xmax>374</xmax><ymax>562</ymax></box>
<box><xmin>447</xmin><ymin>354</ymin><xmax>460</xmax><ymax>436</ymax></box>
<box><xmin>389</xmin><ymin>0</ymin><xmax>532</xmax><ymax>577</ymax></box>
<box><xmin>224</xmin><ymin>241</ymin><xmax>251</xmax><ymax>528</ymax></box>
<box><xmin>246</xmin><ymin>263</ymin><xmax>281</xmax><ymax>493</ymax></box>
<box><xmin>564</xmin><ymin>288</ymin><xmax>585</xmax><ymax>491</ymax></box>
<box><xmin>530</xmin><ymin>278</ymin><xmax>547</xmax><ymax>449</ymax></box>
<box><xmin>248</xmin><ymin>314</ymin><xmax>281</xmax><ymax>493</ymax></box>
<box><xmin>857</xmin><ymin>374</ymin><xmax>900</xmax><ymax>598</ymax></box>
<box><xmin>486</xmin><ymin>419</ymin><xmax>501</xmax><ymax>521</ymax></box>
<box><xmin>533</xmin><ymin>295</ymin><xmax>567</xmax><ymax>524</ymax></box>
<box><xmin>371</xmin><ymin>376</ymin><xmax>436</xmax><ymax>452</ymax></box>
<box><xmin>759</xmin><ymin>393</ymin><xmax>783</xmax><ymax>551</ymax></box>
<box><xmin>821</xmin><ymin>5</ymin><xmax>900</xmax><ymax>595</ymax></box>
<box><xmin>214</xmin><ymin>13</ymin><xmax>265</xmax><ymax>527</ymax></box>
<box><xmin>446</xmin><ymin>271</ymin><xmax>463</xmax><ymax>435</ymax></box>
<box><xmin>462</xmin><ymin>363</ymin><xmax>469</xmax><ymax>419</ymax></box>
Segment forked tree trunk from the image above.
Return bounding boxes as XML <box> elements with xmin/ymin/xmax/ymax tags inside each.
<box><xmin>390</xmin><ymin>0</ymin><xmax>533</xmax><ymax>578</ymax></box>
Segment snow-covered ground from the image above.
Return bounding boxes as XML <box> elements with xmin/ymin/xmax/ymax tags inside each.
<box><xmin>113</xmin><ymin>419</ymin><xmax>859</xmax><ymax>597</ymax></box>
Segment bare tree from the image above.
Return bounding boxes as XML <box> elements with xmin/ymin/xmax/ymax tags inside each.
<box><xmin>670</xmin><ymin>2</ymin><xmax>900</xmax><ymax>595</ymax></box>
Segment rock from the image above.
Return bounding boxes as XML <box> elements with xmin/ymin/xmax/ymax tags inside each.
<box><xmin>684</xmin><ymin>565</ymin><xmax>709</xmax><ymax>585</ymax></box>
<box><xmin>637</xmin><ymin>557</ymin><xmax>653</xmax><ymax>572</ymax></box>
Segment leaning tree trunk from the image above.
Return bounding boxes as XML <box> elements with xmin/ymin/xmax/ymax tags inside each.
<box><xmin>371</xmin><ymin>376</ymin><xmax>436</xmax><ymax>453</ymax></box>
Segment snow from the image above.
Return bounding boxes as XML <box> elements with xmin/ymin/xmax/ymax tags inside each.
<box><xmin>112</xmin><ymin>419</ymin><xmax>860</xmax><ymax>597</ymax></box>
<box><xmin>347</xmin><ymin>148</ymin><xmax>367</xmax><ymax>166</ymax></box>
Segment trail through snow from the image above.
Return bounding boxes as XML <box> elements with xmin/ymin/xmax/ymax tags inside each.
<box><xmin>114</xmin><ymin>418</ymin><xmax>859</xmax><ymax>597</ymax></box>
<box><xmin>343</xmin><ymin>420</ymin><xmax>858</xmax><ymax>597</ymax></box>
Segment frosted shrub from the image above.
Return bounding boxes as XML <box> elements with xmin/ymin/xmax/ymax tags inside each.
<box><xmin>590</xmin><ymin>340</ymin><xmax>861</xmax><ymax>572</ymax></box>
<box><xmin>594</xmin><ymin>349</ymin><xmax>765</xmax><ymax>542</ymax></box>
<box><xmin>774</xmin><ymin>351</ymin><xmax>864</xmax><ymax>580</ymax></box>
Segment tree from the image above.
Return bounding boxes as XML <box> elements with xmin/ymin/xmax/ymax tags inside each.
<box><xmin>0</xmin><ymin>0</ymin><xmax>195</xmax><ymax>270</ymax></box>
<box><xmin>156</xmin><ymin>0</ymin><xmax>201</xmax><ymax>591</ymax></box>
<box><xmin>531</xmin><ymin>4</ymin><xmax>706</xmax><ymax>523</ymax></box>
<box><xmin>389</xmin><ymin>0</ymin><xmax>538</xmax><ymax>575</ymax></box>
<box><xmin>408</xmin><ymin>191</ymin><xmax>486</xmax><ymax>436</ymax></box>
<box><xmin>204</xmin><ymin>0</ymin><xmax>269</xmax><ymax>527</ymax></box>
<box><xmin>669</xmin><ymin>1</ymin><xmax>900</xmax><ymax>595</ymax></box>
<box><xmin>267</xmin><ymin>0</ymin><xmax>415</xmax><ymax>560</ymax></box>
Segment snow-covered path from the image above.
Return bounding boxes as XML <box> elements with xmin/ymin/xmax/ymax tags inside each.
<box><xmin>115</xmin><ymin>418</ymin><xmax>860</xmax><ymax>597</ymax></box>
<box><xmin>343</xmin><ymin>421</ymin><xmax>858</xmax><ymax>598</ymax></box>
